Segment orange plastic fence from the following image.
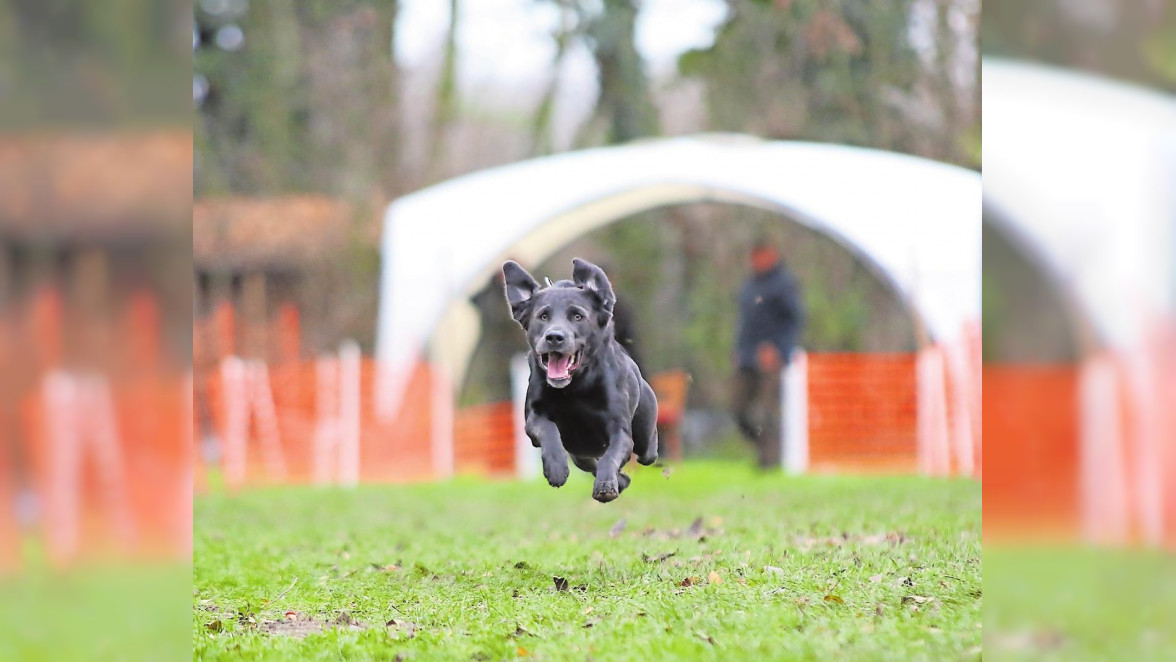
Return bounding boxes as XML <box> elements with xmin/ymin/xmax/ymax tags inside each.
<box><xmin>0</xmin><ymin>409</ymin><xmax>16</xmax><ymax>572</ymax></box>
<box><xmin>202</xmin><ymin>358</ymin><xmax>437</xmax><ymax>487</ymax></box>
<box><xmin>806</xmin><ymin>353</ymin><xmax>920</xmax><ymax>473</ymax></box>
<box><xmin>195</xmin><ymin>350</ymin><xmax>974</xmax><ymax>489</ymax></box>
<box><xmin>982</xmin><ymin>364</ymin><xmax>1080</xmax><ymax>542</ymax></box>
<box><xmin>19</xmin><ymin>374</ymin><xmax>192</xmax><ymax>566</ymax></box>
<box><xmin>454</xmin><ymin>402</ymin><xmax>515</xmax><ymax>476</ymax></box>
<box><xmin>445</xmin><ymin>353</ymin><xmax>937</xmax><ymax>476</ymax></box>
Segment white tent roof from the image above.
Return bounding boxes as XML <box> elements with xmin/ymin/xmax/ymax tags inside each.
<box><xmin>983</xmin><ymin>59</ymin><xmax>1176</xmax><ymax>351</ymax></box>
<box><xmin>376</xmin><ymin>135</ymin><xmax>980</xmax><ymax>412</ymax></box>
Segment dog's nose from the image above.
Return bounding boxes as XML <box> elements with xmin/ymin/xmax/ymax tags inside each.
<box><xmin>544</xmin><ymin>330</ymin><xmax>566</xmax><ymax>345</ymax></box>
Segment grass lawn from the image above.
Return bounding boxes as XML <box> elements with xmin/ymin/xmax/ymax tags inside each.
<box><xmin>193</xmin><ymin>461</ymin><xmax>981</xmax><ymax>661</ymax></box>
<box><xmin>984</xmin><ymin>547</ymin><xmax>1176</xmax><ymax>661</ymax></box>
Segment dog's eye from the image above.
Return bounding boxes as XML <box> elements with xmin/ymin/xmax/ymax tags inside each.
<box><xmin>573</xmin><ymin>313</ymin><xmax>583</xmax><ymax>322</ymax></box>
<box><xmin>538</xmin><ymin>312</ymin><xmax>549</xmax><ymax>321</ymax></box>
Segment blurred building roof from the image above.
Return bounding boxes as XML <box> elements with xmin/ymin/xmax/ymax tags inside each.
<box><xmin>193</xmin><ymin>195</ymin><xmax>356</xmax><ymax>271</ymax></box>
<box><xmin>0</xmin><ymin>131</ymin><xmax>191</xmax><ymax>243</ymax></box>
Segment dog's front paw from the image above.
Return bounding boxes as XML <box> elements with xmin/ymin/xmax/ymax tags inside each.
<box><xmin>543</xmin><ymin>458</ymin><xmax>569</xmax><ymax>487</ymax></box>
<box><xmin>592</xmin><ymin>475</ymin><xmax>620</xmax><ymax>503</ymax></box>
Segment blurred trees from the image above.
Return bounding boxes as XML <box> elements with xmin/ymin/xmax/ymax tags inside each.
<box><xmin>982</xmin><ymin>0</ymin><xmax>1176</xmax><ymax>90</ymax></box>
<box><xmin>194</xmin><ymin>0</ymin><xmax>401</xmax><ymax>201</ymax></box>
<box><xmin>680</xmin><ymin>0</ymin><xmax>979</xmax><ymax>168</ymax></box>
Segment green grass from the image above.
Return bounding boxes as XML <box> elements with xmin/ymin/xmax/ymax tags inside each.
<box><xmin>984</xmin><ymin>547</ymin><xmax>1176</xmax><ymax>661</ymax></box>
<box><xmin>193</xmin><ymin>461</ymin><xmax>981</xmax><ymax>661</ymax></box>
<box><xmin>1</xmin><ymin>562</ymin><xmax>190</xmax><ymax>661</ymax></box>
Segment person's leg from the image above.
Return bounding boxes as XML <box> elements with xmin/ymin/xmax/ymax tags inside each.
<box><xmin>758</xmin><ymin>368</ymin><xmax>783</xmax><ymax>469</ymax></box>
<box><xmin>731</xmin><ymin>367</ymin><xmax>762</xmax><ymax>443</ymax></box>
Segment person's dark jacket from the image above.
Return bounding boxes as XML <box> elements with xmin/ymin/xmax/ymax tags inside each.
<box><xmin>735</xmin><ymin>264</ymin><xmax>805</xmax><ymax>371</ymax></box>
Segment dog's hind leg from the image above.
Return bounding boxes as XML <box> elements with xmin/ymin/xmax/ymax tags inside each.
<box><xmin>617</xmin><ymin>472</ymin><xmax>631</xmax><ymax>493</ymax></box>
<box><xmin>632</xmin><ymin>380</ymin><xmax>660</xmax><ymax>466</ymax></box>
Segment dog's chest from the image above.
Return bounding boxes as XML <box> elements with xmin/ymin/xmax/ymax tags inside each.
<box><xmin>542</xmin><ymin>391</ymin><xmax>611</xmax><ymax>456</ymax></box>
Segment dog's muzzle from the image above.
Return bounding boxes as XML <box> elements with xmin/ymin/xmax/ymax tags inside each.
<box><xmin>538</xmin><ymin>349</ymin><xmax>582</xmax><ymax>388</ymax></box>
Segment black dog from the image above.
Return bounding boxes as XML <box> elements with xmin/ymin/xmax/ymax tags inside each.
<box><xmin>502</xmin><ymin>258</ymin><xmax>658</xmax><ymax>502</ymax></box>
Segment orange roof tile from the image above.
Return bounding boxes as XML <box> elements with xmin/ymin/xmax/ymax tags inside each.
<box><xmin>193</xmin><ymin>195</ymin><xmax>354</xmax><ymax>269</ymax></box>
<box><xmin>0</xmin><ymin>130</ymin><xmax>191</xmax><ymax>240</ymax></box>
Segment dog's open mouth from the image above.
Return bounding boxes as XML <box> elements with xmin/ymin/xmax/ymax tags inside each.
<box><xmin>539</xmin><ymin>350</ymin><xmax>581</xmax><ymax>387</ymax></box>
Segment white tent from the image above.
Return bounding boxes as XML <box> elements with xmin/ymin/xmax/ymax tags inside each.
<box><xmin>376</xmin><ymin>135</ymin><xmax>981</xmax><ymax>419</ymax></box>
<box><xmin>983</xmin><ymin>59</ymin><xmax>1176</xmax><ymax>352</ymax></box>
<box><xmin>983</xmin><ymin>59</ymin><xmax>1176</xmax><ymax>546</ymax></box>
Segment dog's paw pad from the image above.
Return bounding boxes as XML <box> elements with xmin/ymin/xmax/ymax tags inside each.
<box><xmin>592</xmin><ymin>480</ymin><xmax>620</xmax><ymax>503</ymax></box>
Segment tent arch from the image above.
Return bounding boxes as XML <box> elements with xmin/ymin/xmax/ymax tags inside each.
<box><xmin>376</xmin><ymin>135</ymin><xmax>980</xmax><ymax>415</ymax></box>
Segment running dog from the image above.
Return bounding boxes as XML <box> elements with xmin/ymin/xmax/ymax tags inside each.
<box><xmin>502</xmin><ymin>258</ymin><xmax>658</xmax><ymax>502</ymax></box>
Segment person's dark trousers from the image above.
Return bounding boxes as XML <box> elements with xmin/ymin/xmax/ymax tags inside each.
<box><xmin>731</xmin><ymin>366</ymin><xmax>784</xmax><ymax>469</ymax></box>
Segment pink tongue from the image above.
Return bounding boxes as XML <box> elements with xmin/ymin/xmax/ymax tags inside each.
<box><xmin>546</xmin><ymin>353</ymin><xmax>571</xmax><ymax>380</ymax></box>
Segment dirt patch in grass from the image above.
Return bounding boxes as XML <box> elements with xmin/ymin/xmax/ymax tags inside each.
<box><xmin>259</xmin><ymin>612</ymin><xmax>367</xmax><ymax>638</ymax></box>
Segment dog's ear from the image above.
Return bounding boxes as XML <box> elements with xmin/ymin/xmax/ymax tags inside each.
<box><xmin>571</xmin><ymin>258</ymin><xmax>615</xmax><ymax>327</ymax></box>
<box><xmin>502</xmin><ymin>261</ymin><xmax>540</xmax><ymax>327</ymax></box>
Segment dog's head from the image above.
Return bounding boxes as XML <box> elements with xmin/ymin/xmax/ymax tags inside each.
<box><xmin>501</xmin><ymin>258</ymin><xmax>616</xmax><ymax>388</ymax></box>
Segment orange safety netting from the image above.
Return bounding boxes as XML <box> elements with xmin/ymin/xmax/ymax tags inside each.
<box><xmin>454</xmin><ymin>402</ymin><xmax>516</xmax><ymax>477</ymax></box>
<box><xmin>0</xmin><ymin>408</ymin><xmax>16</xmax><ymax>572</ymax></box>
<box><xmin>982</xmin><ymin>364</ymin><xmax>1080</xmax><ymax>542</ymax></box>
<box><xmin>443</xmin><ymin>352</ymin><xmax>956</xmax><ymax>476</ymax></box>
<box><xmin>18</xmin><ymin>374</ymin><xmax>193</xmax><ymax>566</ymax></box>
<box><xmin>202</xmin><ymin>359</ymin><xmax>438</xmax><ymax>487</ymax></box>
<box><xmin>806</xmin><ymin>353</ymin><xmax>920</xmax><ymax>473</ymax></box>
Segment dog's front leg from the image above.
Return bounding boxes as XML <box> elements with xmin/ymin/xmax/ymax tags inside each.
<box><xmin>592</xmin><ymin>421</ymin><xmax>634</xmax><ymax>503</ymax></box>
<box><xmin>526</xmin><ymin>413</ymin><xmax>570</xmax><ymax>487</ymax></box>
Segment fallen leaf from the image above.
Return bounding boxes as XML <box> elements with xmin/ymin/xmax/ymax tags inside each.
<box><xmin>875</xmin><ymin>604</ymin><xmax>884</xmax><ymax>617</ymax></box>
<box><xmin>897</xmin><ymin>576</ymin><xmax>914</xmax><ymax>587</ymax></box>
<box><xmin>679</xmin><ymin>576</ymin><xmax>700</xmax><ymax>587</ymax></box>
<box><xmin>609</xmin><ymin>519</ymin><xmax>627</xmax><ymax>538</ymax></box>
<box><xmin>206</xmin><ymin>620</ymin><xmax>223</xmax><ymax>633</ymax></box>
<box><xmin>517</xmin><ymin>645</ymin><xmax>529</xmax><ymax>656</ymax></box>
<box><xmin>642</xmin><ymin>551</ymin><xmax>676</xmax><ymax>563</ymax></box>
<box><xmin>901</xmin><ymin>595</ymin><xmax>934</xmax><ymax>605</ymax></box>
<box><xmin>553</xmin><ymin>576</ymin><xmax>569</xmax><ymax>592</ymax></box>
<box><xmin>764</xmin><ymin>565</ymin><xmax>784</xmax><ymax>575</ymax></box>
<box><xmin>662</xmin><ymin>467</ymin><xmax>673</xmax><ymax>479</ymax></box>
<box><xmin>697</xmin><ymin>632</ymin><xmax>716</xmax><ymax>645</ymax></box>
<box><xmin>824</xmin><ymin>594</ymin><xmax>845</xmax><ymax>605</ymax></box>
<box><xmin>582</xmin><ymin>606</ymin><xmax>593</xmax><ymax>615</ymax></box>
<box><xmin>386</xmin><ymin>618</ymin><xmax>419</xmax><ymax>638</ymax></box>
<box><xmin>708</xmin><ymin>571</ymin><xmax>723</xmax><ymax>585</ymax></box>
<box><xmin>686</xmin><ymin>517</ymin><xmax>704</xmax><ymax>538</ymax></box>
<box><xmin>510</xmin><ymin>625</ymin><xmax>532</xmax><ymax>638</ymax></box>
<box><xmin>284</xmin><ymin>610</ymin><xmax>297</xmax><ymax>621</ymax></box>
<box><xmin>868</xmin><ymin>574</ymin><xmax>883</xmax><ymax>583</ymax></box>
<box><xmin>582</xmin><ymin>617</ymin><xmax>602</xmax><ymax>628</ymax></box>
<box><xmin>394</xmin><ymin>654</ymin><xmax>406</xmax><ymax>662</ymax></box>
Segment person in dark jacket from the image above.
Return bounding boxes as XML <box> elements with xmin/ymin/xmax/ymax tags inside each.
<box><xmin>731</xmin><ymin>237</ymin><xmax>805</xmax><ymax>469</ymax></box>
